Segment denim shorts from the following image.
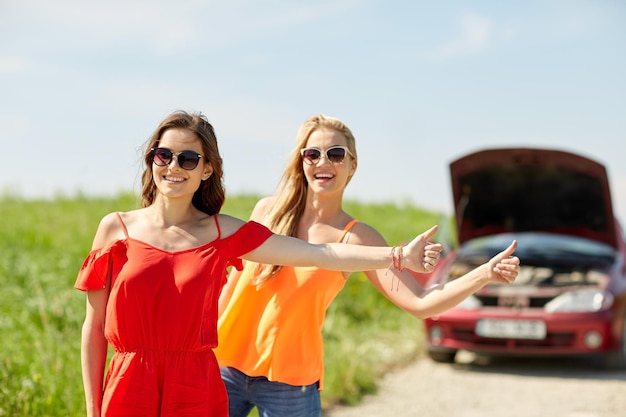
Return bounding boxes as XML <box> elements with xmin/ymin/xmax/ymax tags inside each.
<box><xmin>220</xmin><ymin>366</ymin><xmax>321</xmax><ymax>417</ymax></box>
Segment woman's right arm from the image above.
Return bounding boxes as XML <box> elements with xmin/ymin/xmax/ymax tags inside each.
<box><xmin>81</xmin><ymin>289</ymin><xmax>109</xmax><ymax>417</ymax></box>
<box><xmin>79</xmin><ymin>213</ymin><xmax>119</xmax><ymax>417</ymax></box>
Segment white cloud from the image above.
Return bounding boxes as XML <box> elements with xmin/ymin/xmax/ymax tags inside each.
<box><xmin>4</xmin><ymin>0</ymin><xmax>202</xmax><ymax>54</ymax></box>
<box><xmin>0</xmin><ymin>113</ymin><xmax>32</xmax><ymax>140</ymax></box>
<box><xmin>552</xmin><ymin>0</ymin><xmax>612</xmax><ymax>36</ymax></box>
<box><xmin>0</xmin><ymin>56</ymin><xmax>30</xmax><ymax>74</ymax></box>
<box><xmin>426</xmin><ymin>12</ymin><xmax>493</xmax><ymax>61</ymax></box>
<box><xmin>2</xmin><ymin>0</ymin><xmax>363</xmax><ymax>54</ymax></box>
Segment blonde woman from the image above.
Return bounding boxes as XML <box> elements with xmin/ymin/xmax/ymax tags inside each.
<box><xmin>215</xmin><ymin>114</ymin><xmax>520</xmax><ymax>417</ymax></box>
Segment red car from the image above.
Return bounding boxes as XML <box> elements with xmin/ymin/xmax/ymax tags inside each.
<box><xmin>421</xmin><ymin>147</ymin><xmax>626</xmax><ymax>368</ymax></box>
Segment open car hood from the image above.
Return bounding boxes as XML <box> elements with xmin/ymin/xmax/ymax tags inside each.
<box><xmin>450</xmin><ymin>147</ymin><xmax>617</xmax><ymax>248</ymax></box>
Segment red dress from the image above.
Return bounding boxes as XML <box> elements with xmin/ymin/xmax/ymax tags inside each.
<box><xmin>75</xmin><ymin>213</ymin><xmax>273</xmax><ymax>417</ymax></box>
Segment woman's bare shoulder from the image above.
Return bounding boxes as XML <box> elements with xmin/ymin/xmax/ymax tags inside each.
<box><xmin>91</xmin><ymin>209</ymin><xmax>146</xmax><ymax>248</ymax></box>
<box><xmin>91</xmin><ymin>212</ymin><xmax>124</xmax><ymax>250</ymax></box>
<box><xmin>249</xmin><ymin>196</ymin><xmax>275</xmax><ymax>222</ymax></box>
<box><xmin>347</xmin><ymin>220</ymin><xmax>388</xmax><ymax>246</ymax></box>
<box><xmin>215</xmin><ymin>213</ymin><xmax>248</xmax><ymax>238</ymax></box>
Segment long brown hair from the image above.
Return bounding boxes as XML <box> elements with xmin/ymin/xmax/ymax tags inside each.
<box><xmin>253</xmin><ymin>114</ymin><xmax>358</xmax><ymax>285</ymax></box>
<box><xmin>140</xmin><ymin>110</ymin><xmax>226</xmax><ymax>215</ymax></box>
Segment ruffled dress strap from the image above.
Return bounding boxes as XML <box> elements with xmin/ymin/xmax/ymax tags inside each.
<box><xmin>225</xmin><ymin>220</ymin><xmax>273</xmax><ymax>271</ymax></box>
<box><xmin>74</xmin><ymin>213</ymin><xmax>129</xmax><ymax>291</ymax></box>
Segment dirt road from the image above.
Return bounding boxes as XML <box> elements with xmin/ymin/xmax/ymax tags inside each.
<box><xmin>325</xmin><ymin>351</ymin><xmax>626</xmax><ymax>417</ymax></box>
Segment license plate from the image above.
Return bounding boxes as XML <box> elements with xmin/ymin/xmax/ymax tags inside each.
<box><xmin>475</xmin><ymin>319</ymin><xmax>546</xmax><ymax>340</ymax></box>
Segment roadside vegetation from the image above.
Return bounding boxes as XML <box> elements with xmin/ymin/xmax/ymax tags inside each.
<box><xmin>0</xmin><ymin>193</ymin><xmax>444</xmax><ymax>416</ymax></box>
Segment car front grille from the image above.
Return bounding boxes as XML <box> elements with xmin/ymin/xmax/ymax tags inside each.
<box><xmin>475</xmin><ymin>295</ymin><xmax>555</xmax><ymax>308</ymax></box>
<box><xmin>451</xmin><ymin>328</ymin><xmax>576</xmax><ymax>348</ymax></box>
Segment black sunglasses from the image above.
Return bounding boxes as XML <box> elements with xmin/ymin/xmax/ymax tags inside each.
<box><xmin>300</xmin><ymin>146</ymin><xmax>354</xmax><ymax>165</ymax></box>
<box><xmin>151</xmin><ymin>147</ymin><xmax>204</xmax><ymax>170</ymax></box>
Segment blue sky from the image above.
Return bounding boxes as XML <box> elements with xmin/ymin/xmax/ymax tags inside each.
<box><xmin>2</xmin><ymin>0</ymin><xmax>625</xmax><ymax>225</ymax></box>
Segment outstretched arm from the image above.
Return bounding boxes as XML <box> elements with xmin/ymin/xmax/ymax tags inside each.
<box><xmin>349</xmin><ymin>225</ymin><xmax>519</xmax><ymax>319</ymax></box>
<box><xmin>241</xmin><ymin>225</ymin><xmax>443</xmax><ymax>273</ymax></box>
<box><xmin>378</xmin><ymin>242</ymin><xmax>518</xmax><ymax>318</ymax></box>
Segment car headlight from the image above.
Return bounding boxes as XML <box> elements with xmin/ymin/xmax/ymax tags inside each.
<box><xmin>544</xmin><ymin>288</ymin><xmax>614</xmax><ymax>313</ymax></box>
<box><xmin>455</xmin><ymin>294</ymin><xmax>482</xmax><ymax>310</ymax></box>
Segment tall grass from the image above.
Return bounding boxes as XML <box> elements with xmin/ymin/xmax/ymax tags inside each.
<box><xmin>0</xmin><ymin>194</ymin><xmax>138</xmax><ymax>416</ymax></box>
<box><xmin>0</xmin><ymin>194</ymin><xmax>444</xmax><ymax>416</ymax></box>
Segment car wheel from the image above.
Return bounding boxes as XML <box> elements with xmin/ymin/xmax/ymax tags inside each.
<box><xmin>427</xmin><ymin>350</ymin><xmax>457</xmax><ymax>363</ymax></box>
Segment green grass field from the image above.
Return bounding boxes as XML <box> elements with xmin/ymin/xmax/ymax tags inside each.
<box><xmin>0</xmin><ymin>194</ymin><xmax>445</xmax><ymax>416</ymax></box>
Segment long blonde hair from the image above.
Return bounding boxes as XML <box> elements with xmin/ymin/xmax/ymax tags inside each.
<box><xmin>253</xmin><ymin>114</ymin><xmax>358</xmax><ymax>285</ymax></box>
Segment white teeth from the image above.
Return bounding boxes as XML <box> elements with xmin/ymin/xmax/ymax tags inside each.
<box><xmin>164</xmin><ymin>176</ymin><xmax>185</xmax><ymax>182</ymax></box>
<box><xmin>315</xmin><ymin>173</ymin><xmax>333</xmax><ymax>179</ymax></box>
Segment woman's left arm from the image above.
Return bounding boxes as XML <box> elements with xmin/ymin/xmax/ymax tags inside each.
<box><xmin>365</xmin><ymin>242</ymin><xmax>519</xmax><ymax>319</ymax></box>
<box><xmin>311</xmin><ymin>221</ymin><xmax>520</xmax><ymax>319</ymax></box>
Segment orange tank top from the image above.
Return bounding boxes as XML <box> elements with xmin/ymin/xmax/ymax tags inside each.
<box><xmin>215</xmin><ymin>219</ymin><xmax>358</xmax><ymax>389</ymax></box>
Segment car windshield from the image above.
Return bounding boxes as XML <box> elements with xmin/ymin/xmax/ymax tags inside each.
<box><xmin>461</xmin><ymin>232</ymin><xmax>615</xmax><ymax>260</ymax></box>
<box><xmin>453</xmin><ymin>233</ymin><xmax>617</xmax><ymax>287</ymax></box>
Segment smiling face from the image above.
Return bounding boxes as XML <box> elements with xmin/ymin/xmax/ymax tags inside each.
<box><xmin>302</xmin><ymin>128</ymin><xmax>356</xmax><ymax>196</ymax></box>
<box><xmin>152</xmin><ymin>127</ymin><xmax>213</xmax><ymax>201</ymax></box>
